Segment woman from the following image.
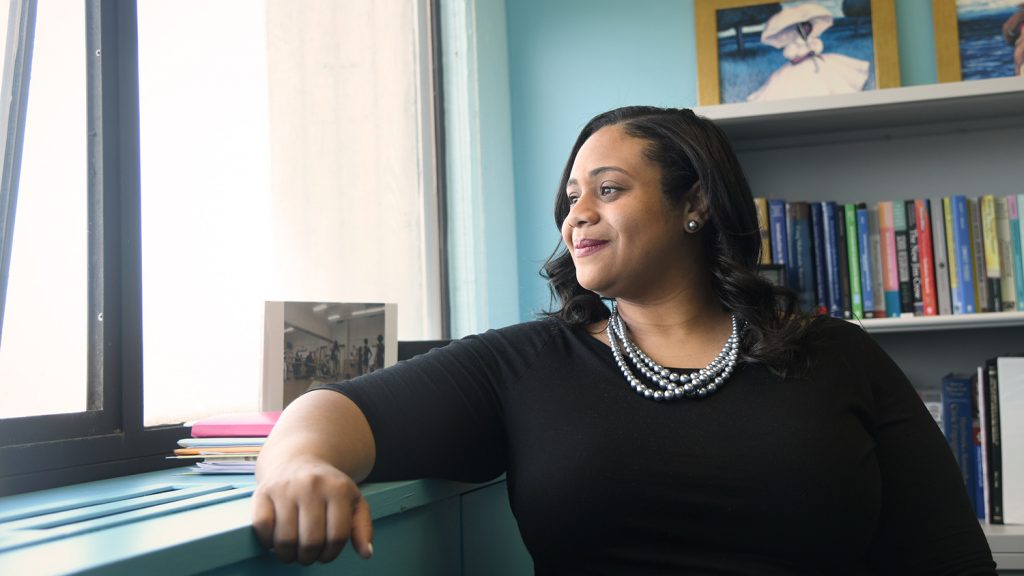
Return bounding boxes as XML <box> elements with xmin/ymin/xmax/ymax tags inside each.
<box><xmin>252</xmin><ymin>106</ymin><xmax>996</xmax><ymax>574</ymax></box>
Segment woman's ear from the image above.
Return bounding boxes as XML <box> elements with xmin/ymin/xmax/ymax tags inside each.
<box><xmin>681</xmin><ymin>182</ymin><xmax>709</xmax><ymax>224</ymax></box>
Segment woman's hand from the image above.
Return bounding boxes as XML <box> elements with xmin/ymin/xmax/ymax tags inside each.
<box><xmin>251</xmin><ymin>456</ymin><xmax>374</xmax><ymax>565</ymax></box>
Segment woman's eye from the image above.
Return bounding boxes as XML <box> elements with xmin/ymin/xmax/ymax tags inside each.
<box><xmin>567</xmin><ymin>194</ymin><xmax>579</xmax><ymax>206</ymax></box>
<box><xmin>599</xmin><ymin>186</ymin><xmax>618</xmax><ymax>196</ymax></box>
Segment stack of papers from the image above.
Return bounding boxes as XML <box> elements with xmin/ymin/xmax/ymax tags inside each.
<box><xmin>170</xmin><ymin>411</ymin><xmax>281</xmax><ymax>475</ymax></box>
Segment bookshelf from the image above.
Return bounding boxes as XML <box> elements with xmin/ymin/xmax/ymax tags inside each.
<box><xmin>697</xmin><ymin>78</ymin><xmax>1024</xmax><ymax>565</ymax></box>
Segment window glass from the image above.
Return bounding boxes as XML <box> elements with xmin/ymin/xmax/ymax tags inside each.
<box><xmin>137</xmin><ymin>0</ymin><xmax>269</xmax><ymax>426</ymax></box>
<box><xmin>0</xmin><ymin>0</ymin><xmax>88</xmax><ymax>419</ymax></box>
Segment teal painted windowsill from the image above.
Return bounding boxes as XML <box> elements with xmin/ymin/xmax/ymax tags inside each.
<box><xmin>0</xmin><ymin>467</ymin><xmax>512</xmax><ymax>576</ymax></box>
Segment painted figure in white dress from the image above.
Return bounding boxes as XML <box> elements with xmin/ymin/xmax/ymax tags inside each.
<box><xmin>747</xmin><ymin>3</ymin><xmax>870</xmax><ymax>102</ymax></box>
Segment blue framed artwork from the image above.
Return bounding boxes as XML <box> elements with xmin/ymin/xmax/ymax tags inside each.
<box><xmin>934</xmin><ymin>0</ymin><xmax>1024</xmax><ymax>82</ymax></box>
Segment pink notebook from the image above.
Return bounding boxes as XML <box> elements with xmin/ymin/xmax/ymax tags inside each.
<box><xmin>190</xmin><ymin>411</ymin><xmax>282</xmax><ymax>438</ymax></box>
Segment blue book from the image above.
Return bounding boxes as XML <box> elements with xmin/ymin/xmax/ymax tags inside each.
<box><xmin>975</xmin><ymin>418</ymin><xmax>985</xmax><ymax>520</ymax></box>
<box><xmin>856</xmin><ymin>204</ymin><xmax>875</xmax><ymax>318</ymax></box>
<box><xmin>810</xmin><ymin>202</ymin><xmax>828</xmax><ymax>315</ymax></box>
<box><xmin>821</xmin><ymin>202</ymin><xmax>843</xmax><ymax>318</ymax></box>
<box><xmin>952</xmin><ymin>195</ymin><xmax>976</xmax><ymax>314</ymax></box>
<box><xmin>786</xmin><ymin>202</ymin><xmax>814</xmax><ymax>311</ymax></box>
<box><xmin>942</xmin><ymin>372</ymin><xmax>978</xmax><ymax>516</ymax></box>
<box><xmin>769</xmin><ymin>198</ymin><xmax>788</xmax><ymax>269</ymax></box>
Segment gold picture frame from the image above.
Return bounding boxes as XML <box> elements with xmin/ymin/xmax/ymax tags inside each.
<box><xmin>695</xmin><ymin>0</ymin><xmax>901</xmax><ymax>105</ymax></box>
<box><xmin>933</xmin><ymin>0</ymin><xmax>1024</xmax><ymax>83</ymax></box>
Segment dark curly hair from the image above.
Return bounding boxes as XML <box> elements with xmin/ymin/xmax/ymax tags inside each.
<box><xmin>541</xmin><ymin>106</ymin><xmax>817</xmax><ymax>375</ymax></box>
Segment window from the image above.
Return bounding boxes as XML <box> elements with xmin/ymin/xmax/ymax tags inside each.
<box><xmin>0</xmin><ymin>0</ymin><xmax>445</xmax><ymax>496</ymax></box>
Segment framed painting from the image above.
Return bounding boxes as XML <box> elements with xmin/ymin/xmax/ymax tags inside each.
<box><xmin>933</xmin><ymin>0</ymin><xmax>1024</xmax><ymax>82</ymax></box>
<box><xmin>696</xmin><ymin>0</ymin><xmax>901</xmax><ymax>105</ymax></box>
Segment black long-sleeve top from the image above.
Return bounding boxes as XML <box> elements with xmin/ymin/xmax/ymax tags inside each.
<box><xmin>316</xmin><ymin>316</ymin><xmax>996</xmax><ymax>575</ymax></box>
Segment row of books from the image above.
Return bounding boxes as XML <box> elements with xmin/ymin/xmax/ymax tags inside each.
<box><xmin>925</xmin><ymin>357</ymin><xmax>1023</xmax><ymax>525</ymax></box>
<box><xmin>169</xmin><ymin>411</ymin><xmax>281</xmax><ymax>474</ymax></box>
<box><xmin>755</xmin><ymin>194</ymin><xmax>1024</xmax><ymax>318</ymax></box>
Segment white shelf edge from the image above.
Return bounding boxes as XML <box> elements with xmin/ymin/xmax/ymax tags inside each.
<box><xmin>850</xmin><ymin>311</ymin><xmax>1024</xmax><ymax>334</ymax></box>
<box><xmin>693</xmin><ymin>76</ymin><xmax>1024</xmax><ymax>123</ymax></box>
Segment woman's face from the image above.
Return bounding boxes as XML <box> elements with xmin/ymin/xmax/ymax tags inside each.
<box><xmin>561</xmin><ymin>124</ymin><xmax>695</xmax><ymax>300</ymax></box>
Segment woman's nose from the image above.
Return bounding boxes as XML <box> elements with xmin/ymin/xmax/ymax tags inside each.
<box><xmin>566</xmin><ymin>193</ymin><xmax>598</xmax><ymax>227</ymax></box>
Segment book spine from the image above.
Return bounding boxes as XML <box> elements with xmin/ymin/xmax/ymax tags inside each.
<box><xmin>810</xmin><ymin>202</ymin><xmax>828</xmax><ymax>315</ymax></box>
<box><xmin>1019</xmin><ymin>193</ymin><xmax>1024</xmax><ymax>310</ymax></box>
<box><xmin>986</xmin><ymin>359</ymin><xmax>1003</xmax><ymax>524</ymax></box>
<box><xmin>787</xmin><ymin>202</ymin><xmax>815</xmax><ymax>312</ymax></box>
<box><xmin>869</xmin><ymin>206</ymin><xmax>886</xmax><ymax>318</ymax></box>
<box><xmin>844</xmin><ymin>204</ymin><xmax>863</xmax><ymax>319</ymax></box>
<box><xmin>974</xmin><ymin>413</ymin><xmax>985</xmax><ymax>520</ymax></box>
<box><xmin>754</xmin><ymin>197</ymin><xmax>772</xmax><ymax>265</ymax></box>
<box><xmin>953</xmin><ymin>196</ymin><xmax>976</xmax><ymax>314</ymax></box>
<box><xmin>931</xmin><ymin>197</ymin><xmax>953</xmax><ymax>316</ymax></box>
<box><xmin>980</xmin><ymin>195</ymin><xmax>1003</xmax><ymax>312</ymax></box>
<box><xmin>915</xmin><ymin>199</ymin><xmax>937</xmax><ymax>316</ymax></box>
<box><xmin>856</xmin><ymin>204</ymin><xmax>875</xmax><ymax>318</ymax></box>
<box><xmin>836</xmin><ymin>205</ymin><xmax>852</xmax><ymax>319</ymax></box>
<box><xmin>822</xmin><ymin>202</ymin><xmax>843</xmax><ymax>318</ymax></box>
<box><xmin>977</xmin><ymin>365</ymin><xmax>990</xmax><ymax>522</ymax></box>
<box><xmin>1009</xmin><ymin>195</ymin><xmax>1024</xmax><ymax>311</ymax></box>
<box><xmin>968</xmin><ymin>198</ymin><xmax>989</xmax><ymax>312</ymax></box>
<box><xmin>994</xmin><ymin>196</ymin><xmax>1016</xmax><ymax>310</ymax></box>
<box><xmin>942</xmin><ymin>373</ymin><xmax>978</xmax><ymax>516</ymax></box>
<box><xmin>769</xmin><ymin>198</ymin><xmax>788</xmax><ymax>269</ymax></box>
<box><xmin>905</xmin><ymin>200</ymin><xmax>924</xmax><ymax>315</ymax></box>
<box><xmin>878</xmin><ymin>201</ymin><xmax>901</xmax><ymax>317</ymax></box>
<box><xmin>893</xmin><ymin>201</ymin><xmax>914</xmax><ymax>316</ymax></box>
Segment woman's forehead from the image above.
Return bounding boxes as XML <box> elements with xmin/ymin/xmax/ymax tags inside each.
<box><xmin>571</xmin><ymin>126</ymin><xmax>652</xmax><ymax>178</ymax></box>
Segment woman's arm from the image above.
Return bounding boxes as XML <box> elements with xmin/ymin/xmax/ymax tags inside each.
<box><xmin>251</xmin><ymin>390</ymin><xmax>377</xmax><ymax>565</ymax></box>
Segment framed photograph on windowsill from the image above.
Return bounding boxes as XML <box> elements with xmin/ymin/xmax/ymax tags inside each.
<box><xmin>933</xmin><ymin>0</ymin><xmax>1024</xmax><ymax>82</ymax></box>
<box><xmin>261</xmin><ymin>301</ymin><xmax>398</xmax><ymax>410</ymax></box>
<box><xmin>695</xmin><ymin>0</ymin><xmax>901</xmax><ymax>105</ymax></box>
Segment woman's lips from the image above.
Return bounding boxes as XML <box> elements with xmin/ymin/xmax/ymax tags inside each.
<box><xmin>574</xmin><ymin>238</ymin><xmax>608</xmax><ymax>257</ymax></box>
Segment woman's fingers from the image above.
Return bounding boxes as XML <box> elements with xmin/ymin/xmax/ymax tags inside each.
<box><xmin>296</xmin><ymin>495</ymin><xmax>328</xmax><ymax>565</ymax></box>
<box><xmin>317</xmin><ymin>499</ymin><xmax>350</xmax><ymax>564</ymax></box>
<box><xmin>271</xmin><ymin>500</ymin><xmax>300</xmax><ymax>564</ymax></box>
<box><xmin>250</xmin><ymin>490</ymin><xmax>276</xmax><ymax>550</ymax></box>
<box><xmin>351</xmin><ymin>494</ymin><xmax>375</xmax><ymax>560</ymax></box>
<box><xmin>251</xmin><ymin>463</ymin><xmax>374</xmax><ymax>565</ymax></box>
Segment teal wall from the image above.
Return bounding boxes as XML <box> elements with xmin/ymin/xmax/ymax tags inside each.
<box><xmin>502</xmin><ymin>0</ymin><xmax>941</xmax><ymax>321</ymax></box>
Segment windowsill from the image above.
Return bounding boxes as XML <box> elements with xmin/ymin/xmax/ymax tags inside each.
<box><xmin>0</xmin><ymin>467</ymin><xmax>500</xmax><ymax>575</ymax></box>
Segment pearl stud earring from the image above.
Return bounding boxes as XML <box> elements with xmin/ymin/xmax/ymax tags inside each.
<box><xmin>686</xmin><ymin>220</ymin><xmax>701</xmax><ymax>233</ymax></box>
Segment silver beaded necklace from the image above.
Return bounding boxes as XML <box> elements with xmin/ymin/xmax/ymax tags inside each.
<box><xmin>606</xmin><ymin>303</ymin><xmax>742</xmax><ymax>401</ymax></box>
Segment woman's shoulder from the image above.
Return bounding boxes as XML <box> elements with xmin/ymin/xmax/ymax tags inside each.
<box><xmin>796</xmin><ymin>314</ymin><xmax>887</xmax><ymax>362</ymax></box>
<box><xmin>472</xmin><ymin>317</ymin><xmax>575</xmax><ymax>348</ymax></box>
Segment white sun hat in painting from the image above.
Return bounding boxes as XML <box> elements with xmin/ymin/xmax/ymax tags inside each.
<box><xmin>759</xmin><ymin>2</ymin><xmax>834</xmax><ymax>49</ymax></box>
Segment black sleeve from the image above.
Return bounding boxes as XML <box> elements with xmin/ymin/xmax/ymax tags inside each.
<box><xmin>309</xmin><ymin>320</ymin><xmax>558</xmax><ymax>484</ymax></box>
<box><xmin>852</xmin><ymin>325</ymin><xmax>997</xmax><ymax>575</ymax></box>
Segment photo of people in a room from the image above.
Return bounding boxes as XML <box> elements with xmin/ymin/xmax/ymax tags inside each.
<box><xmin>280</xmin><ymin>302</ymin><xmax>392</xmax><ymax>407</ymax></box>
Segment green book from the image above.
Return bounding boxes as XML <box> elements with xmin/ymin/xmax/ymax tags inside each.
<box><xmin>845</xmin><ymin>203</ymin><xmax>863</xmax><ymax>319</ymax></box>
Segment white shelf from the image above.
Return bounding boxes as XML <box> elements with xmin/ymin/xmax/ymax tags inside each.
<box><xmin>692</xmin><ymin>76</ymin><xmax>1024</xmax><ymax>151</ymax></box>
<box><xmin>854</xmin><ymin>311</ymin><xmax>1024</xmax><ymax>334</ymax></box>
<box><xmin>986</xmin><ymin>523</ymin><xmax>1024</xmax><ymax>570</ymax></box>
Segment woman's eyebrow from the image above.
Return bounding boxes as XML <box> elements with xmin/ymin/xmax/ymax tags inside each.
<box><xmin>567</xmin><ymin>166</ymin><xmax>631</xmax><ymax>188</ymax></box>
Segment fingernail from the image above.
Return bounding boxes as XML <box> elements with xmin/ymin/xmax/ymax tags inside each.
<box><xmin>363</xmin><ymin>542</ymin><xmax>374</xmax><ymax>559</ymax></box>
